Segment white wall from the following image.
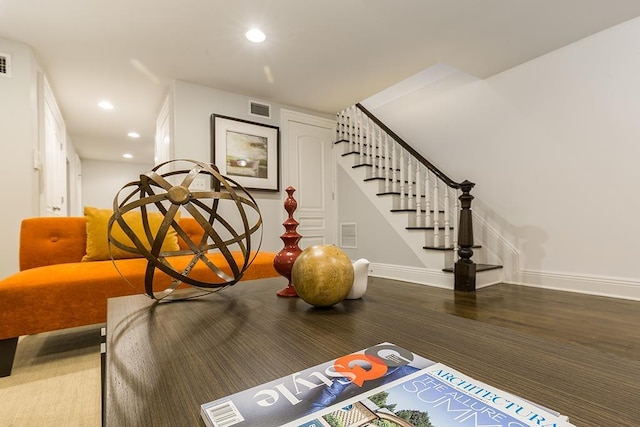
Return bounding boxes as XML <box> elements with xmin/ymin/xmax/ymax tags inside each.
<box><xmin>0</xmin><ymin>39</ymin><xmax>40</xmax><ymax>277</ymax></box>
<box><xmin>81</xmin><ymin>159</ymin><xmax>154</xmax><ymax>209</ymax></box>
<box><xmin>363</xmin><ymin>17</ymin><xmax>640</xmax><ymax>299</ymax></box>
<box><xmin>170</xmin><ymin>80</ymin><xmax>332</xmax><ymax>252</ymax></box>
<box><xmin>337</xmin><ymin>168</ymin><xmax>424</xmax><ymax>267</ymax></box>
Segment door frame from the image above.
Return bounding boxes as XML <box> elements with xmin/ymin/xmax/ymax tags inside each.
<box><xmin>280</xmin><ymin>109</ymin><xmax>337</xmax><ymax>245</ymax></box>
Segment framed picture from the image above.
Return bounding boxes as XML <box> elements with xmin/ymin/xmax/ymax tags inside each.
<box><xmin>211</xmin><ymin>114</ymin><xmax>280</xmax><ymax>192</ymax></box>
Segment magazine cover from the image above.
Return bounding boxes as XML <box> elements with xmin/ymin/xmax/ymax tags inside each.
<box><xmin>287</xmin><ymin>363</ymin><xmax>574</xmax><ymax>427</ymax></box>
<box><xmin>201</xmin><ymin>343</ymin><xmax>437</xmax><ymax>427</ymax></box>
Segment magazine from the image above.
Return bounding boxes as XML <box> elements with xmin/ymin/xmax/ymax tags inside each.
<box><xmin>201</xmin><ymin>344</ymin><xmax>574</xmax><ymax>427</ymax></box>
<box><xmin>200</xmin><ymin>342</ymin><xmax>437</xmax><ymax>427</ymax></box>
<box><xmin>285</xmin><ymin>363</ymin><xmax>575</xmax><ymax>427</ymax></box>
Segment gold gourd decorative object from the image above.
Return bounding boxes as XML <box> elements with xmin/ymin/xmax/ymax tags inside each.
<box><xmin>291</xmin><ymin>244</ymin><xmax>354</xmax><ymax>307</ymax></box>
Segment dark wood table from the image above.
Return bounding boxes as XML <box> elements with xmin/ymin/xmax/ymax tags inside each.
<box><xmin>105</xmin><ymin>277</ymin><xmax>640</xmax><ymax>426</ymax></box>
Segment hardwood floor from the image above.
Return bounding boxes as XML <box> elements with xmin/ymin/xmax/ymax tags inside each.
<box><xmin>371</xmin><ymin>277</ymin><xmax>640</xmax><ymax>361</ymax></box>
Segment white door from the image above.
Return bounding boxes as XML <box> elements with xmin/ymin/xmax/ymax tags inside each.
<box><xmin>281</xmin><ymin>110</ymin><xmax>336</xmax><ymax>249</ymax></box>
<box><xmin>42</xmin><ymin>79</ymin><xmax>67</xmax><ymax>217</ymax></box>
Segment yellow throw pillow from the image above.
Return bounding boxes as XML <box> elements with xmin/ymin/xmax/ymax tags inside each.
<box><xmin>82</xmin><ymin>207</ymin><xmax>180</xmax><ymax>261</ymax></box>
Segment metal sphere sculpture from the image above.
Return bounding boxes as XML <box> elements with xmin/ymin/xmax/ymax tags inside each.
<box><xmin>109</xmin><ymin>159</ymin><xmax>263</xmax><ymax>301</ymax></box>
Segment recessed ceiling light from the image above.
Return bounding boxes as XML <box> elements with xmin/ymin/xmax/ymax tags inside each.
<box><xmin>122</xmin><ymin>153</ymin><xmax>133</xmax><ymax>159</ymax></box>
<box><xmin>98</xmin><ymin>100</ymin><xmax>114</xmax><ymax>110</ymax></box>
<box><xmin>128</xmin><ymin>132</ymin><xmax>140</xmax><ymax>138</ymax></box>
<box><xmin>245</xmin><ymin>28</ymin><xmax>266</xmax><ymax>43</ymax></box>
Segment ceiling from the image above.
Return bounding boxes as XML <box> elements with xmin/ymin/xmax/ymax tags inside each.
<box><xmin>2</xmin><ymin>1</ymin><xmax>640</xmax><ymax>163</ymax></box>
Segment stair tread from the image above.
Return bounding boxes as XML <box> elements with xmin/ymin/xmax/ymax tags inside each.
<box><xmin>391</xmin><ymin>208</ymin><xmax>445</xmax><ymax>213</ymax></box>
<box><xmin>442</xmin><ymin>264</ymin><xmax>503</xmax><ymax>273</ymax></box>
<box><xmin>364</xmin><ymin>177</ymin><xmax>411</xmax><ymax>183</ymax></box>
<box><xmin>423</xmin><ymin>244</ymin><xmax>481</xmax><ymax>251</ymax></box>
<box><xmin>383</xmin><ymin>194</ymin><xmax>428</xmax><ymax>199</ymax></box>
<box><xmin>352</xmin><ymin>163</ymin><xmax>399</xmax><ymax>171</ymax></box>
<box><xmin>349</xmin><ymin>155</ymin><xmax>389</xmax><ymax>161</ymax></box>
<box><xmin>406</xmin><ymin>226</ymin><xmax>453</xmax><ymax>230</ymax></box>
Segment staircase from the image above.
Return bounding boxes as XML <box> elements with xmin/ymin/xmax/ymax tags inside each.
<box><xmin>335</xmin><ymin>103</ymin><xmax>502</xmax><ymax>291</ymax></box>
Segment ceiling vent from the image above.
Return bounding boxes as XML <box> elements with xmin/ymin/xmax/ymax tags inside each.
<box><xmin>249</xmin><ymin>100</ymin><xmax>271</xmax><ymax>118</ymax></box>
<box><xmin>0</xmin><ymin>52</ymin><xmax>12</xmax><ymax>78</ymax></box>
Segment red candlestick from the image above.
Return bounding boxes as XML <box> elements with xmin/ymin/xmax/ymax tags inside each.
<box><xmin>274</xmin><ymin>186</ymin><xmax>303</xmax><ymax>297</ymax></box>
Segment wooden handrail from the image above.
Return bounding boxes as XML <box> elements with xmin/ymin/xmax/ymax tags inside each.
<box><xmin>356</xmin><ymin>103</ymin><xmax>461</xmax><ymax>189</ymax></box>
<box><xmin>350</xmin><ymin>103</ymin><xmax>478</xmax><ymax>291</ymax></box>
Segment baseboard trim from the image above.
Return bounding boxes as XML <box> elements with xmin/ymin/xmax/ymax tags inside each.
<box><xmin>369</xmin><ymin>262</ymin><xmax>500</xmax><ymax>290</ymax></box>
<box><xmin>513</xmin><ymin>270</ymin><xmax>640</xmax><ymax>301</ymax></box>
<box><xmin>368</xmin><ymin>262</ymin><xmax>640</xmax><ymax>300</ymax></box>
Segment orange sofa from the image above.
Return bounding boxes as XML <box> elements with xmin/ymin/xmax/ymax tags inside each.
<box><xmin>0</xmin><ymin>216</ymin><xmax>280</xmax><ymax>377</ymax></box>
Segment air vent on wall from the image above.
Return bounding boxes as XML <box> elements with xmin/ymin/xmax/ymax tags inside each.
<box><xmin>0</xmin><ymin>52</ymin><xmax>12</xmax><ymax>78</ymax></box>
<box><xmin>340</xmin><ymin>223</ymin><xmax>357</xmax><ymax>249</ymax></box>
<box><xmin>249</xmin><ymin>100</ymin><xmax>271</xmax><ymax>118</ymax></box>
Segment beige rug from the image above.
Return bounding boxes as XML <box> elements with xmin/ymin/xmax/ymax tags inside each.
<box><xmin>0</xmin><ymin>325</ymin><xmax>102</xmax><ymax>427</ymax></box>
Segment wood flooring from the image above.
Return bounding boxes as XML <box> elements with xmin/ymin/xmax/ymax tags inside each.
<box><xmin>371</xmin><ymin>277</ymin><xmax>640</xmax><ymax>361</ymax></box>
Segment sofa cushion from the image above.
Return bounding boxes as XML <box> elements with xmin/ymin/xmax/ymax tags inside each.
<box><xmin>82</xmin><ymin>207</ymin><xmax>180</xmax><ymax>261</ymax></box>
<box><xmin>20</xmin><ymin>217</ymin><xmax>88</xmax><ymax>270</ymax></box>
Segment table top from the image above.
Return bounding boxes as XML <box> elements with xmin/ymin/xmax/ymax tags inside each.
<box><xmin>105</xmin><ymin>277</ymin><xmax>640</xmax><ymax>427</ymax></box>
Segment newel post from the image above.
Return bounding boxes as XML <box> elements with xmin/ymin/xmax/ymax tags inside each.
<box><xmin>455</xmin><ymin>180</ymin><xmax>476</xmax><ymax>292</ymax></box>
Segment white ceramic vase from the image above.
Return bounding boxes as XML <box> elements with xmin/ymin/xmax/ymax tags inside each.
<box><xmin>345</xmin><ymin>258</ymin><xmax>369</xmax><ymax>299</ymax></box>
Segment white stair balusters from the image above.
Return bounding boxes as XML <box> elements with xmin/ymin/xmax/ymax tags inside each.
<box><xmin>363</xmin><ymin>113</ymin><xmax>369</xmax><ymax>166</ymax></box>
<box><xmin>358</xmin><ymin>108</ymin><xmax>364</xmax><ymax>157</ymax></box>
<box><xmin>353</xmin><ymin>110</ymin><xmax>362</xmax><ymax>164</ymax></box>
<box><xmin>415</xmin><ymin>164</ymin><xmax>423</xmax><ymax>227</ymax></box>
<box><xmin>407</xmin><ymin>157</ymin><xmax>414</xmax><ymax>211</ymax></box>
<box><xmin>369</xmin><ymin>118</ymin><xmax>376</xmax><ymax>176</ymax></box>
<box><xmin>347</xmin><ymin>106</ymin><xmax>354</xmax><ymax>151</ymax></box>
<box><xmin>384</xmin><ymin>134</ymin><xmax>391</xmax><ymax>192</ymax></box>
<box><xmin>339</xmin><ymin>104</ymin><xmax>467</xmax><ymax>252</ymax></box>
<box><xmin>354</xmin><ymin>106</ymin><xmax>359</xmax><ymax>154</ymax></box>
<box><xmin>342</xmin><ymin>110</ymin><xmax>348</xmax><ymax>142</ymax></box>
<box><xmin>433</xmin><ymin>178</ymin><xmax>440</xmax><ymax>247</ymax></box>
<box><xmin>377</xmin><ymin>127</ymin><xmax>384</xmax><ymax>178</ymax></box>
<box><xmin>399</xmin><ymin>148</ymin><xmax>406</xmax><ymax>209</ymax></box>
<box><xmin>444</xmin><ymin>187</ymin><xmax>451</xmax><ymax>248</ymax></box>
<box><xmin>453</xmin><ymin>188</ymin><xmax>460</xmax><ymax>259</ymax></box>
<box><xmin>424</xmin><ymin>169</ymin><xmax>432</xmax><ymax>229</ymax></box>
<box><xmin>391</xmin><ymin>139</ymin><xmax>398</xmax><ymax>192</ymax></box>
